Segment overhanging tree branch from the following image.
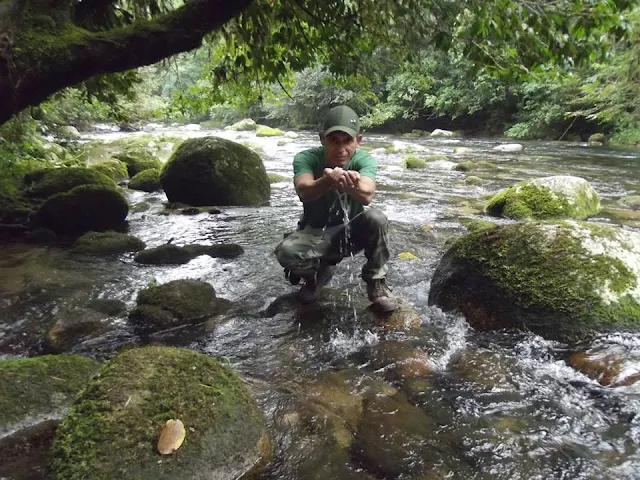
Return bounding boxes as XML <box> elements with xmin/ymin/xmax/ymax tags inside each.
<box><xmin>0</xmin><ymin>0</ymin><xmax>255</xmax><ymax>126</ymax></box>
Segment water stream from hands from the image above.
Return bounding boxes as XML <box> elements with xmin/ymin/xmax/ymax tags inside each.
<box><xmin>2</xmin><ymin>128</ymin><xmax>640</xmax><ymax>478</ymax></box>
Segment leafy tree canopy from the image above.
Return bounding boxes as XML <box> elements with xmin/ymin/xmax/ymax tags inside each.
<box><xmin>0</xmin><ymin>0</ymin><xmax>635</xmax><ymax>126</ymax></box>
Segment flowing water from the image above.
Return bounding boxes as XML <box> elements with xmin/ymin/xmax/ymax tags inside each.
<box><xmin>1</xmin><ymin>128</ymin><xmax>640</xmax><ymax>479</ymax></box>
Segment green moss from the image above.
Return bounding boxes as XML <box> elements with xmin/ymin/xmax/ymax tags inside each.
<box><xmin>486</xmin><ymin>183</ymin><xmax>570</xmax><ymax>219</ymax></box>
<box><xmin>405</xmin><ymin>155</ymin><xmax>427</xmax><ymax>169</ymax></box>
<box><xmin>267</xmin><ymin>173</ymin><xmax>289</xmax><ymax>183</ymax></box>
<box><xmin>451</xmin><ymin>221</ymin><xmax>640</xmax><ymax>335</ymax></box>
<box><xmin>0</xmin><ymin>355</ymin><xmax>100</xmax><ymax>430</ymax></box>
<box><xmin>113</xmin><ymin>149</ymin><xmax>162</xmax><ymax>177</ymax></box>
<box><xmin>255</xmin><ymin>125</ymin><xmax>284</xmax><ymax>136</ymax></box>
<box><xmin>133</xmin><ymin>279</ymin><xmax>217</xmax><ymax>321</ymax></box>
<box><xmin>454</xmin><ymin>161</ymin><xmax>496</xmax><ymax>172</ymax></box>
<box><xmin>128</xmin><ymin>168</ymin><xmax>161</xmax><ymax>192</ymax></box>
<box><xmin>90</xmin><ymin>160</ymin><xmax>129</xmax><ymax>182</ymax></box>
<box><xmin>72</xmin><ymin>231</ymin><xmax>146</xmax><ymax>255</ymax></box>
<box><xmin>425</xmin><ymin>154</ymin><xmax>449</xmax><ymax>162</ymax></box>
<box><xmin>49</xmin><ymin>347</ymin><xmax>267</xmax><ymax>480</ymax></box>
<box><xmin>28</xmin><ymin>167</ymin><xmax>116</xmax><ymax>198</ymax></box>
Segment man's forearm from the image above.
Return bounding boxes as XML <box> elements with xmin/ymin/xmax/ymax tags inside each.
<box><xmin>296</xmin><ymin>175</ymin><xmax>335</xmax><ymax>202</ymax></box>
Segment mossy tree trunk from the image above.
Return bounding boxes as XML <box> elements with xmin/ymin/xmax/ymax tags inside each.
<box><xmin>0</xmin><ymin>0</ymin><xmax>254</xmax><ymax>126</ymax></box>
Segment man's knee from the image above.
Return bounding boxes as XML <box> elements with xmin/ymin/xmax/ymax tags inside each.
<box><xmin>361</xmin><ymin>208</ymin><xmax>388</xmax><ymax>230</ymax></box>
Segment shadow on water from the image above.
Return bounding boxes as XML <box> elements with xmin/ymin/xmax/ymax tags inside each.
<box><xmin>2</xmin><ymin>129</ymin><xmax>640</xmax><ymax>479</ymax></box>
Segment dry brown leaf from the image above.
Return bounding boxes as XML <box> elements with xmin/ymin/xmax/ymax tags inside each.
<box><xmin>157</xmin><ymin>419</ymin><xmax>186</xmax><ymax>455</ymax></box>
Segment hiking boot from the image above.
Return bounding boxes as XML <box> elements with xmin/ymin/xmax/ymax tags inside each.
<box><xmin>366</xmin><ymin>279</ymin><xmax>398</xmax><ymax>312</ymax></box>
<box><xmin>299</xmin><ymin>265</ymin><xmax>335</xmax><ymax>304</ymax></box>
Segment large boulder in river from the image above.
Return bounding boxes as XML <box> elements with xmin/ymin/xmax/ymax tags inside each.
<box><xmin>160</xmin><ymin>137</ymin><xmax>270</xmax><ymax>206</ymax></box>
<box><xmin>485</xmin><ymin>175</ymin><xmax>600</xmax><ymax>220</ymax></box>
<box><xmin>0</xmin><ymin>355</ymin><xmax>100</xmax><ymax>437</ymax></box>
<box><xmin>128</xmin><ymin>168</ymin><xmax>162</xmax><ymax>192</ymax></box>
<box><xmin>90</xmin><ymin>159</ymin><xmax>129</xmax><ymax>182</ymax></box>
<box><xmin>225</xmin><ymin>118</ymin><xmax>257</xmax><ymax>131</ymax></box>
<box><xmin>36</xmin><ymin>185</ymin><xmax>129</xmax><ymax>235</ymax></box>
<box><xmin>129</xmin><ymin>279</ymin><xmax>232</xmax><ymax>331</ymax></box>
<box><xmin>27</xmin><ymin>167</ymin><xmax>116</xmax><ymax>198</ymax></box>
<box><xmin>428</xmin><ymin>221</ymin><xmax>640</xmax><ymax>343</ymax></box>
<box><xmin>49</xmin><ymin>346</ymin><xmax>271</xmax><ymax>480</ymax></box>
<box><xmin>72</xmin><ymin>231</ymin><xmax>146</xmax><ymax>255</ymax></box>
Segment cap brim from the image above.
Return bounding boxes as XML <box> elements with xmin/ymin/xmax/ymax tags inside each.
<box><xmin>324</xmin><ymin>125</ymin><xmax>357</xmax><ymax>138</ymax></box>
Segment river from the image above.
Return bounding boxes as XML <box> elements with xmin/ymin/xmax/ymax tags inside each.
<box><xmin>1</xmin><ymin>127</ymin><xmax>639</xmax><ymax>479</ymax></box>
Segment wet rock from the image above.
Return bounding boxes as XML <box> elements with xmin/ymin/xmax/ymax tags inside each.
<box><xmin>568</xmin><ymin>351</ymin><xmax>640</xmax><ymax>387</ymax></box>
<box><xmin>353</xmin><ymin>393</ymin><xmax>458</xmax><ymax>478</ymax></box>
<box><xmin>405</xmin><ymin>155</ymin><xmax>427</xmax><ymax>169</ymax></box>
<box><xmin>588</xmin><ymin>133</ymin><xmax>606</xmax><ymax>145</ymax></box>
<box><xmin>225</xmin><ymin>118</ymin><xmax>257</xmax><ymax>131</ymax></box>
<box><xmin>128</xmin><ymin>168</ymin><xmax>162</xmax><ymax>192</ymax></box>
<box><xmin>464</xmin><ymin>175</ymin><xmax>486</xmax><ymax>186</ymax></box>
<box><xmin>453</xmin><ymin>147</ymin><xmax>473</xmax><ymax>154</ymax></box>
<box><xmin>160</xmin><ymin>137</ymin><xmax>270</xmax><ymax>206</ymax></box>
<box><xmin>428</xmin><ymin>221</ymin><xmax>640</xmax><ymax>343</ymax></box>
<box><xmin>49</xmin><ymin>346</ymin><xmax>271</xmax><ymax>480</ymax></box>
<box><xmin>131</xmin><ymin>201</ymin><xmax>151</xmax><ymax>213</ymax></box>
<box><xmin>619</xmin><ymin>195</ymin><xmax>640</xmax><ymax>211</ymax></box>
<box><xmin>374</xmin><ymin>299</ymin><xmax>422</xmax><ymax>331</ymax></box>
<box><xmin>23</xmin><ymin>227</ymin><xmax>57</xmax><ymax>245</ymax></box>
<box><xmin>45</xmin><ymin>306</ymin><xmax>113</xmax><ymax>353</ymax></box>
<box><xmin>454</xmin><ymin>161</ymin><xmax>496</xmax><ymax>172</ymax></box>
<box><xmin>493</xmin><ymin>143</ymin><xmax>523</xmax><ymax>152</ymax></box>
<box><xmin>134</xmin><ymin>243</ymin><xmax>243</xmax><ymax>265</ymax></box>
<box><xmin>284</xmin><ymin>131</ymin><xmax>300</xmax><ymax>139</ymax></box>
<box><xmin>35</xmin><ymin>185</ymin><xmax>129</xmax><ymax>235</ymax></box>
<box><xmin>267</xmin><ymin>172</ymin><xmax>289</xmax><ymax>183</ymax></box>
<box><xmin>27</xmin><ymin>167</ymin><xmax>116</xmax><ymax>198</ymax></box>
<box><xmin>113</xmin><ymin>148</ymin><xmax>163</xmax><ymax>177</ymax></box>
<box><xmin>452</xmin><ymin>347</ymin><xmax>516</xmax><ymax>390</ymax></box>
<box><xmin>303</xmin><ymin>370</ymin><xmax>365</xmax><ymax>428</ymax></box>
<box><xmin>430</xmin><ymin>129</ymin><xmax>454</xmax><ymax>137</ymax></box>
<box><xmin>90</xmin><ymin>159</ymin><xmax>129</xmax><ymax>182</ymax></box>
<box><xmin>256</xmin><ymin>125</ymin><xmax>284</xmax><ymax>136</ymax></box>
<box><xmin>0</xmin><ymin>355</ymin><xmax>101</xmax><ymax>437</ymax></box>
<box><xmin>72</xmin><ymin>231</ymin><xmax>145</xmax><ymax>255</ymax></box>
<box><xmin>0</xmin><ymin>419</ymin><xmax>57</xmax><ymax>480</ymax></box>
<box><xmin>486</xmin><ymin>175</ymin><xmax>600</xmax><ymax>220</ymax></box>
<box><xmin>86</xmin><ymin>298</ymin><xmax>127</xmax><ymax>316</ymax></box>
<box><xmin>129</xmin><ymin>279</ymin><xmax>232</xmax><ymax>331</ymax></box>
<box><xmin>367</xmin><ymin>341</ymin><xmax>435</xmax><ymax>380</ymax></box>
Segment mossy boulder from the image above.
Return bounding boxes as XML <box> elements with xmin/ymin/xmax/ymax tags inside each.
<box><xmin>255</xmin><ymin>125</ymin><xmax>284</xmax><ymax>137</ymax></box>
<box><xmin>35</xmin><ymin>185</ymin><xmax>129</xmax><ymax>235</ymax></box>
<box><xmin>485</xmin><ymin>175</ymin><xmax>600</xmax><ymax>220</ymax></box>
<box><xmin>129</xmin><ymin>279</ymin><xmax>232</xmax><ymax>331</ymax></box>
<box><xmin>225</xmin><ymin>118</ymin><xmax>257</xmax><ymax>131</ymax></box>
<box><xmin>619</xmin><ymin>195</ymin><xmax>640</xmax><ymax>211</ymax></box>
<box><xmin>464</xmin><ymin>175</ymin><xmax>486</xmax><ymax>186</ymax></box>
<box><xmin>428</xmin><ymin>221</ymin><xmax>640</xmax><ymax>342</ymax></box>
<box><xmin>267</xmin><ymin>172</ymin><xmax>289</xmax><ymax>183</ymax></box>
<box><xmin>160</xmin><ymin>137</ymin><xmax>270</xmax><ymax>206</ymax></box>
<box><xmin>49</xmin><ymin>346</ymin><xmax>270</xmax><ymax>480</ymax></box>
<box><xmin>0</xmin><ymin>355</ymin><xmax>100</xmax><ymax>436</ymax></box>
<box><xmin>90</xmin><ymin>159</ymin><xmax>129</xmax><ymax>182</ymax></box>
<box><xmin>27</xmin><ymin>167</ymin><xmax>116</xmax><ymax>198</ymax></box>
<box><xmin>134</xmin><ymin>243</ymin><xmax>243</xmax><ymax>265</ymax></box>
<box><xmin>72</xmin><ymin>231</ymin><xmax>146</xmax><ymax>255</ymax></box>
<box><xmin>588</xmin><ymin>133</ymin><xmax>606</xmax><ymax>145</ymax></box>
<box><xmin>453</xmin><ymin>161</ymin><xmax>496</xmax><ymax>172</ymax></box>
<box><xmin>113</xmin><ymin>149</ymin><xmax>163</xmax><ymax>177</ymax></box>
<box><xmin>128</xmin><ymin>168</ymin><xmax>162</xmax><ymax>192</ymax></box>
<box><xmin>405</xmin><ymin>155</ymin><xmax>427</xmax><ymax>169</ymax></box>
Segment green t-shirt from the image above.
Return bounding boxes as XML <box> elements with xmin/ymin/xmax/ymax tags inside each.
<box><xmin>293</xmin><ymin>146</ymin><xmax>377</xmax><ymax>229</ymax></box>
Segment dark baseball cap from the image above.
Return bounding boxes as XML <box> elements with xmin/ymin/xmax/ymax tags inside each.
<box><xmin>323</xmin><ymin>105</ymin><xmax>359</xmax><ymax>138</ymax></box>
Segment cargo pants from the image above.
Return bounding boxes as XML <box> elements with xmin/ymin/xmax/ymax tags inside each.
<box><xmin>274</xmin><ymin>208</ymin><xmax>390</xmax><ymax>282</ymax></box>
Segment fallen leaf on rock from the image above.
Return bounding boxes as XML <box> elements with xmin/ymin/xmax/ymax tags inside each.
<box><xmin>158</xmin><ymin>419</ymin><xmax>186</xmax><ymax>455</ymax></box>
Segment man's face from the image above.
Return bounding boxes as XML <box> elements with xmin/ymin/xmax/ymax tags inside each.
<box><xmin>320</xmin><ymin>131</ymin><xmax>362</xmax><ymax>168</ymax></box>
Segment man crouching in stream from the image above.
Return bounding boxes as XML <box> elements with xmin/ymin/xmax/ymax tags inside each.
<box><xmin>275</xmin><ymin>105</ymin><xmax>398</xmax><ymax>313</ymax></box>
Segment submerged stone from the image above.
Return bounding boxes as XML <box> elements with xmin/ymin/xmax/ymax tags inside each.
<box><xmin>49</xmin><ymin>346</ymin><xmax>270</xmax><ymax>480</ymax></box>
<box><xmin>485</xmin><ymin>175</ymin><xmax>600</xmax><ymax>220</ymax></box>
<box><xmin>134</xmin><ymin>243</ymin><xmax>243</xmax><ymax>265</ymax></box>
<box><xmin>428</xmin><ymin>221</ymin><xmax>640</xmax><ymax>342</ymax></box>
<box><xmin>72</xmin><ymin>231</ymin><xmax>146</xmax><ymax>255</ymax></box>
<box><xmin>160</xmin><ymin>137</ymin><xmax>270</xmax><ymax>206</ymax></box>
<box><xmin>129</xmin><ymin>279</ymin><xmax>232</xmax><ymax>331</ymax></box>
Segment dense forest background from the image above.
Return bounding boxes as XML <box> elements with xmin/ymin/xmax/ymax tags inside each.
<box><xmin>1</xmin><ymin>0</ymin><xmax>638</xmax><ymax>200</ymax></box>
